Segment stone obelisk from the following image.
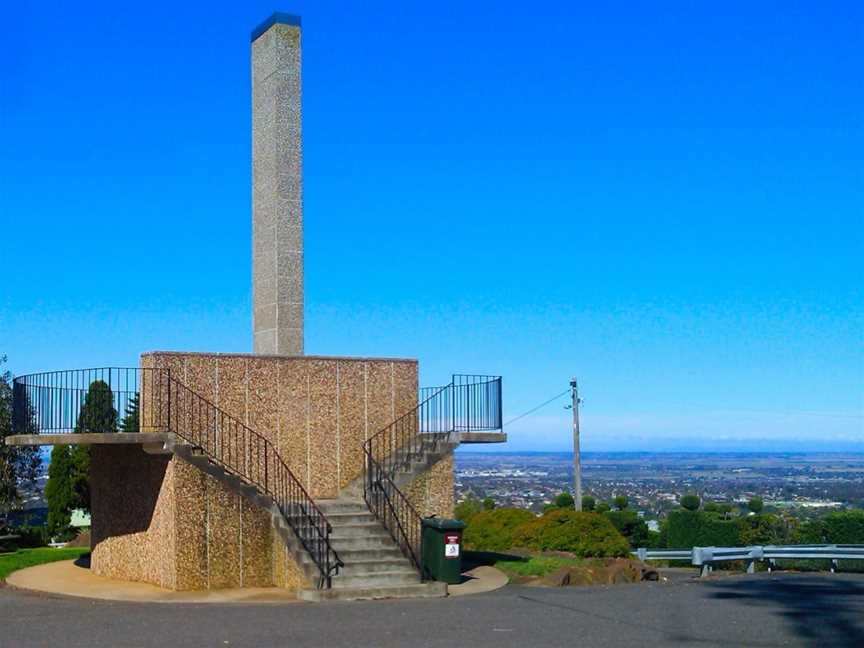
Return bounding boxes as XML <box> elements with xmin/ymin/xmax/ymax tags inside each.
<box><xmin>251</xmin><ymin>13</ymin><xmax>303</xmax><ymax>355</ymax></box>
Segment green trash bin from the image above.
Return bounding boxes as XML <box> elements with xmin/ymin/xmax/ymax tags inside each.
<box><xmin>421</xmin><ymin>517</ymin><xmax>466</xmax><ymax>584</ymax></box>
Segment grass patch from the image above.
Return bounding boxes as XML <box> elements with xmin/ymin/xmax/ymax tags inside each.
<box><xmin>495</xmin><ymin>555</ymin><xmax>585</xmax><ymax>578</ymax></box>
<box><xmin>0</xmin><ymin>547</ymin><xmax>90</xmax><ymax>581</ymax></box>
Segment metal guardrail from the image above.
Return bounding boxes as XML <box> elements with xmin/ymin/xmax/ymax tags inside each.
<box><xmin>634</xmin><ymin>544</ymin><xmax>864</xmax><ymax>577</ymax></box>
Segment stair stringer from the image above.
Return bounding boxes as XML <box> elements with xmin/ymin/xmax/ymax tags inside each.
<box><xmin>339</xmin><ymin>440</ymin><xmax>459</xmax><ymax>499</ymax></box>
<box><xmin>168</xmin><ymin>440</ymin><xmax>327</xmax><ymax>590</ymax></box>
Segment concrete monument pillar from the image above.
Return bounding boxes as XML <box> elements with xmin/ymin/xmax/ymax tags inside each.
<box><xmin>251</xmin><ymin>13</ymin><xmax>303</xmax><ymax>355</ymax></box>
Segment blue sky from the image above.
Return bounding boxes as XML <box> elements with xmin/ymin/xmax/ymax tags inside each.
<box><xmin>1</xmin><ymin>1</ymin><xmax>862</xmax><ymax>452</ymax></box>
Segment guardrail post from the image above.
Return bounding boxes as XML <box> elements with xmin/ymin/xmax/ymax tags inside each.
<box><xmin>831</xmin><ymin>559</ymin><xmax>838</xmax><ymax>574</ymax></box>
<box><xmin>637</xmin><ymin>548</ymin><xmax>647</xmax><ymax>562</ymax></box>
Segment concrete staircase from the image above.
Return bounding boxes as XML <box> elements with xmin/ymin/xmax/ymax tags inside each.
<box><xmin>298</xmin><ymin>499</ymin><xmax>446</xmax><ymax>602</ymax></box>
<box><xmin>170</xmin><ymin>442</ymin><xmax>444</xmax><ymax>601</ymax></box>
<box><xmin>341</xmin><ymin>439</ymin><xmax>458</xmax><ymax>499</ymax></box>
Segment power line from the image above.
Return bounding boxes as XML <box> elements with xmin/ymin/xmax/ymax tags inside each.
<box><xmin>503</xmin><ymin>389</ymin><xmax>571</xmax><ymax>428</ymax></box>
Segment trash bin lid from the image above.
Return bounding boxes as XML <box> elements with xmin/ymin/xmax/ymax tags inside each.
<box><xmin>421</xmin><ymin>517</ymin><xmax>466</xmax><ymax>530</ymax></box>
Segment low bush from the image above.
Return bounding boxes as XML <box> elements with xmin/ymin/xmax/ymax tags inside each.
<box><xmin>604</xmin><ymin>510</ymin><xmax>650</xmax><ymax>549</ymax></box>
<box><xmin>462</xmin><ymin>508</ymin><xmax>536</xmax><ymax>552</ymax></box>
<box><xmin>738</xmin><ymin>514</ymin><xmax>798</xmax><ymax>546</ymax></box>
<box><xmin>665</xmin><ymin>510</ymin><xmax>741</xmax><ymax>548</ymax></box>
<box><xmin>513</xmin><ymin>510</ymin><xmax>630</xmax><ymax>557</ymax></box>
<box><xmin>800</xmin><ymin>509</ymin><xmax>864</xmax><ymax>544</ymax></box>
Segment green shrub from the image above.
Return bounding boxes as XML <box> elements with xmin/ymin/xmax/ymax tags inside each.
<box><xmin>738</xmin><ymin>513</ymin><xmax>797</xmax><ymax>546</ymax></box>
<box><xmin>604</xmin><ymin>510</ymin><xmax>650</xmax><ymax>549</ymax></box>
<box><xmin>454</xmin><ymin>498</ymin><xmax>483</xmax><ymax>524</ymax></box>
<box><xmin>554</xmin><ymin>492</ymin><xmax>575</xmax><ymax>509</ymax></box>
<box><xmin>646</xmin><ymin>529</ymin><xmax>663</xmax><ymax>549</ymax></box>
<box><xmin>12</xmin><ymin>524</ymin><xmax>49</xmax><ymax>549</ymax></box>
<box><xmin>462</xmin><ymin>508</ymin><xmax>536</xmax><ymax>552</ymax></box>
<box><xmin>581</xmin><ymin>495</ymin><xmax>596</xmax><ymax>512</ymax></box>
<box><xmin>596</xmin><ymin>501</ymin><xmax>611</xmax><ymax>513</ymax></box>
<box><xmin>666</xmin><ymin>510</ymin><xmax>741</xmax><ymax>548</ymax></box>
<box><xmin>704</xmin><ymin>502</ymin><xmax>733</xmax><ymax>517</ymax></box>
<box><xmin>613</xmin><ymin>495</ymin><xmax>629</xmax><ymax>511</ymax></box>
<box><xmin>802</xmin><ymin>510</ymin><xmax>864</xmax><ymax>544</ymax></box>
<box><xmin>513</xmin><ymin>510</ymin><xmax>630</xmax><ymax>557</ymax></box>
<box><xmin>747</xmin><ymin>497</ymin><xmax>764</xmax><ymax>514</ymax></box>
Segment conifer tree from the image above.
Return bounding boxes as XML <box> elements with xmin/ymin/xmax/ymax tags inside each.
<box><xmin>120</xmin><ymin>393</ymin><xmax>140</xmax><ymax>433</ymax></box>
<box><xmin>44</xmin><ymin>379</ymin><xmax>117</xmax><ymax>534</ymax></box>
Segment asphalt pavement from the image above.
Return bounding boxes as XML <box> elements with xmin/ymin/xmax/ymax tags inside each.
<box><xmin>2</xmin><ymin>572</ymin><xmax>863</xmax><ymax>647</ymax></box>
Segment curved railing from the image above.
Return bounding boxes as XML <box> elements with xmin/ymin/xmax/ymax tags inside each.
<box><xmin>11</xmin><ymin>367</ymin><xmax>342</xmax><ymax>589</ymax></box>
<box><xmin>363</xmin><ymin>374</ymin><xmax>502</xmax><ymax>575</ymax></box>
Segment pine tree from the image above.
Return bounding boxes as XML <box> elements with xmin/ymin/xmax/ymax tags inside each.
<box><xmin>120</xmin><ymin>393</ymin><xmax>140</xmax><ymax>433</ymax></box>
<box><xmin>69</xmin><ymin>379</ymin><xmax>117</xmax><ymax>512</ymax></box>
<box><xmin>44</xmin><ymin>379</ymin><xmax>117</xmax><ymax>532</ymax></box>
<box><xmin>45</xmin><ymin>445</ymin><xmax>75</xmax><ymax>537</ymax></box>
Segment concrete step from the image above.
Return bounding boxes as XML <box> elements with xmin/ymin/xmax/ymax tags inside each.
<box><xmin>336</xmin><ymin>557</ymin><xmax>414</xmax><ymax>574</ymax></box>
<box><xmin>331</xmin><ymin>571</ymin><xmax>421</xmax><ymax>589</ymax></box>
<box><xmin>325</xmin><ymin>512</ymin><xmax>376</xmax><ymax>525</ymax></box>
<box><xmin>331</xmin><ymin>535</ymin><xmax>398</xmax><ymax>551</ymax></box>
<box><xmin>300</xmin><ymin>546</ymin><xmax>403</xmax><ymax>565</ymax></box>
<box><xmin>330</xmin><ymin>523</ymin><xmax>391</xmax><ymax>539</ymax></box>
<box><xmin>298</xmin><ymin>581</ymin><xmax>446</xmax><ymax>602</ymax></box>
<box><xmin>317</xmin><ymin>500</ymin><xmax>367</xmax><ymax>514</ymax></box>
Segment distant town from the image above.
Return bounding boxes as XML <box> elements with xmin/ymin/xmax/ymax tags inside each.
<box><xmin>455</xmin><ymin>452</ymin><xmax>864</xmax><ymax>525</ymax></box>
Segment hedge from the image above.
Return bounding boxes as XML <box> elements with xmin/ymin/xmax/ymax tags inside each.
<box><xmin>513</xmin><ymin>510</ymin><xmax>630</xmax><ymax>557</ymax></box>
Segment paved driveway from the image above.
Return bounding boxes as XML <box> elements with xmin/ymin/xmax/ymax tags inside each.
<box><xmin>3</xmin><ymin>572</ymin><xmax>864</xmax><ymax>647</ymax></box>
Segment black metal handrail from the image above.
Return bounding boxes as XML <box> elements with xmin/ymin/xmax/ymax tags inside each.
<box><xmin>362</xmin><ymin>449</ymin><xmax>424</xmax><ymax>574</ymax></box>
<box><xmin>11</xmin><ymin>367</ymin><xmax>342</xmax><ymax>589</ymax></box>
<box><xmin>363</xmin><ymin>374</ymin><xmax>502</xmax><ymax>575</ymax></box>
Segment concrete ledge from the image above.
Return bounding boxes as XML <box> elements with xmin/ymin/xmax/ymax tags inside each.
<box><xmin>6</xmin><ymin>559</ymin><xmax>298</xmax><ymax>604</ymax></box>
<box><xmin>458</xmin><ymin>432</ymin><xmax>507</xmax><ymax>444</ymax></box>
<box><xmin>3</xmin><ymin>433</ymin><xmax>174</xmax><ymax>447</ymax></box>
<box><xmin>448</xmin><ymin>566</ymin><xmax>509</xmax><ymax>596</ymax></box>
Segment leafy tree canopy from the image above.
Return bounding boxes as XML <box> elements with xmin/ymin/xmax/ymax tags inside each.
<box><xmin>680</xmin><ymin>494</ymin><xmax>701</xmax><ymax>512</ymax></box>
<box><xmin>0</xmin><ymin>355</ymin><xmax>40</xmax><ymax>520</ymax></box>
<box><xmin>554</xmin><ymin>491</ymin><xmax>575</xmax><ymax>509</ymax></box>
<box><xmin>747</xmin><ymin>497</ymin><xmax>764</xmax><ymax>514</ymax></box>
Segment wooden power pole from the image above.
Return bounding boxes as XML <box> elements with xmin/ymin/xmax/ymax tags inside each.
<box><xmin>571</xmin><ymin>377</ymin><xmax>582</xmax><ymax>511</ymax></box>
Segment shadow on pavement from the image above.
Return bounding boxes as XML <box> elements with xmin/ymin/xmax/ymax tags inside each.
<box><xmin>704</xmin><ymin>575</ymin><xmax>864</xmax><ymax>645</ymax></box>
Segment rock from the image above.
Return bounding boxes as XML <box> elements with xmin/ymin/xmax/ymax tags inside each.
<box><xmin>640</xmin><ymin>566</ymin><xmax>660</xmax><ymax>581</ymax></box>
<box><xmin>542</xmin><ymin>567</ymin><xmax>573</xmax><ymax>587</ymax></box>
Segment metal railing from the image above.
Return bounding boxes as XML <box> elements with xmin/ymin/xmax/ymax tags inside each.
<box><xmin>11</xmin><ymin>367</ymin><xmax>341</xmax><ymax>589</ymax></box>
<box><xmin>634</xmin><ymin>544</ymin><xmax>864</xmax><ymax>577</ymax></box>
<box><xmin>12</xmin><ymin>367</ymin><xmax>168</xmax><ymax>435</ymax></box>
<box><xmin>363</xmin><ymin>374</ymin><xmax>502</xmax><ymax>575</ymax></box>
